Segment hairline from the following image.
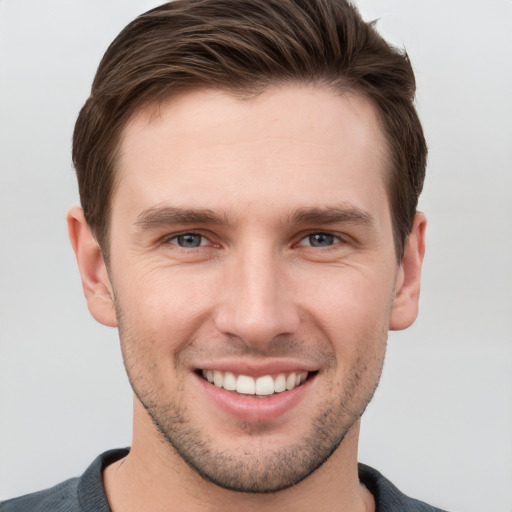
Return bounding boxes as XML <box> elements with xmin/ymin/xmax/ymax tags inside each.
<box><xmin>96</xmin><ymin>81</ymin><xmax>404</xmax><ymax>266</ymax></box>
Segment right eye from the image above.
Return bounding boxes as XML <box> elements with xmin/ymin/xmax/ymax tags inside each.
<box><xmin>168</xmin><ymin>233</ymin><xmax>208</xmax><ymax>248</ymax></box>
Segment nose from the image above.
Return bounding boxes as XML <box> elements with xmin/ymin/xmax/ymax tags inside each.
<box><xmin>214</xmin><ymin>245</ymin><xmax>300</xmax><ymax>348</ymax></box>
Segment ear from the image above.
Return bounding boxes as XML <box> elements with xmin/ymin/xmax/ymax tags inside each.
<box><xmin>67</xmin><ymin>207</ymin><xmax>118</xmax><ymax>327</ymax></box>
<box><xmin>389</xmin><ymin>213</ymin><xmax>426</xmax><ymax>331</ymax></box>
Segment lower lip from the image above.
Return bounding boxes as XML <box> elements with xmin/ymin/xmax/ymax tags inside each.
<box><xmin>195</xmin><ymin>373</ymin><xmax>315</xmax><ymax>422</ymax></box>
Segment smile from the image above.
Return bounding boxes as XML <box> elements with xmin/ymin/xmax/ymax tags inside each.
<box><xmin>201</xmin><ymin>370</ymin><xmax>310</xmax><ymax>396</ymax></box>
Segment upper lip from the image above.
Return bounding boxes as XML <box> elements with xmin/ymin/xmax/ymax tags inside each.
<box><xmin>194</xmin><ymin>359</ymin><xmax>319</xmax><ymax>377</ymax></box>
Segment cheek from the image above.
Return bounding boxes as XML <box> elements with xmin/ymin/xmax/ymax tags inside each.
<box><xmin>304</xmin><ymin>265</ymin><xmax>395</xmax><ymax>322</ymax></box>
<box><xmin>302</xmin><ymin>268</ymin><xmax>393</xmax><ymax>358</ymax></box>
<box><xmin>114</xmin><ymin>265</ymin><xmax>220</xmax><ymax>349</ymax></box>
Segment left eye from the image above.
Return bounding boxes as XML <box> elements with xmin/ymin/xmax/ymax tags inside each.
<box><xmin>169</xmin><ymin>233</ymin><xmax>207</xmax><ymax>248</ymax></box>
<box><xmin>299</xmin><ymin>233</ymin><xmax>339</xmax><ymax>248</ymax></box>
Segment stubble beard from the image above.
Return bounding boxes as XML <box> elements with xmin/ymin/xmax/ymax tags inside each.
<box><xmin>117</xmin><ymin>320</ymin><xmax>387</xmax><ymax>493</ymax></box>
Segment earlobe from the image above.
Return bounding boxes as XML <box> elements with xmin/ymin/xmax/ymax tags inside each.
<box><xmin>67</xmin><ymin>207</ymin><xmax>118</xmax><ymax>327</ymax></box>
<box><xmin>389</xmin><ymin>213</ymin><xmax>426</xmax><ymax>331</ymax></box>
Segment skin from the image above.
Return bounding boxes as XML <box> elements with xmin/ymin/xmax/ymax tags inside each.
<box><xmin>68</xmin><ymin>85</ymin><xmax>426</xmax><ymax>512</ymax></box>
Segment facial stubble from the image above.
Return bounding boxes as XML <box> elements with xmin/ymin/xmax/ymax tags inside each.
<box><xmin>116</xmin><ymin>309</ymin><xmax>387</xmax><ymax>494</ymax></box>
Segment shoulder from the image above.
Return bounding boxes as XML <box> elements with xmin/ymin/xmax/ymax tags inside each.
<box><xmin>0</xmin><ymin>478</ymin><xmax>80</xmax><ymax>512</ymax></box>
<box><xmin>0</xmin><ymin>448</ymin><xmax>129</xmax><ymax>512</ymax></box>
<box><xmin>358</xmin><ymin>463</ymin><xmax>450</xmax><ymax>512</ymax></box>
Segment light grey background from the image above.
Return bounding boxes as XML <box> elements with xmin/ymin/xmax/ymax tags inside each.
<box><xmin>1</xmin><ymin>1</ymin><xmax>511</xmax><ymax>511</ymax></box>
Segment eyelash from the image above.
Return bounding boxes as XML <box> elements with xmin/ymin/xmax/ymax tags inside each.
<box><xmin>163</xmin><ymin>231</ymin><xmax>213</xmax><ymax>249</ymax></box>
<box><xmin>162</xmin><ymin>231</ymin><xmax>346</xmax><ymax>250</ymax></box>
<box><xmin>296</xmin><ymin>232</ymin><xmax>344</xmax><ymax>249</ymax></box>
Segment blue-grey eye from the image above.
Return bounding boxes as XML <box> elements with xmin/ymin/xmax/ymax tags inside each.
<box><xmin>173</xmin><ymin>233</ymin><xmax>204</xmax><ymax>248</ymax></box>
<box><xmin>308</xmin><ymin>233</ymin><xmax>336</xmax><ymax>247</ymax></box>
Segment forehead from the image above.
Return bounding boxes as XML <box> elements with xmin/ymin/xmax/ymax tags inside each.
<box><xmin>114</xmin><ymin>85</ymin><xmax>390</xmax><ymax>223</ymax></box>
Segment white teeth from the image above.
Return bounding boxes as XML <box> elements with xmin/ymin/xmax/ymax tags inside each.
<box><xmin>202</xmin><ymin>369</ymin><xmax>310</xmax><ymax>395</ymax></box>
<box><xmin>223</xmin><ymin>371</ymin><xmax>237</xmax><ymax>391</ymax></box>
<box><xmin>274</xmin><ymin>373</ymin><xmax>286</xmax><ymax>393</ymax></box>
<box><xmin>213</xmin><ymin>370</ymin><xmax>223</xmax><ymax>387</ymax></box>
<box><xmin>237</xmin><ymin>375</ymin><xmax>255</xmax><ymax>395</ymax></box>
<box><xmin>286</xmin><ymin>373</ymin><xmax>296</xmax><ymax>390</ymax></box>
<box><xmin>255</xmin><ymin>375</ymin><xmax>275</xmax><ymax>395</ymax></box>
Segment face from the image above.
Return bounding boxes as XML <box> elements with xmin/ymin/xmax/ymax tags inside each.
<box><xmin>73</xmin><ymin>86</ymin><xmax>423</xmax><ymax>492</ymax></box>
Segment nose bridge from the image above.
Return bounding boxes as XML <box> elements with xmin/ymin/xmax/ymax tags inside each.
<box><xmin>215</xmin><ymin>241</ymin><xmax>299</xmax><ymax>346</ymax></box>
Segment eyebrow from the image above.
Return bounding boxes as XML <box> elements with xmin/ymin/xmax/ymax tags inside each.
<box><xmin>134</xmin><ymin>204</ymin><xmax>374</xmax><ymax>231</ymax></box>
<box><xmin>135</xmin><ymin>206</ymin><xmax>233</xmax><ymax>230</ymax></box>
<box><xmin>288</xmin><ymin>205</ymin><xmax>374</xmax><ymax>227</ymax></box>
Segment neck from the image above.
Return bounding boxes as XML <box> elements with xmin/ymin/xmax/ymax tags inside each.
<box><xmin>103</xmin><ymin>404</ymin><xmax>374</xmax><ymax>512</ymax></box>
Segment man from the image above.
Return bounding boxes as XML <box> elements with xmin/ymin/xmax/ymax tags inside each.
<box><xmin>1</xmin><ymin>0</ymin><xmax>447</xmax><ymax>510</ymax></box>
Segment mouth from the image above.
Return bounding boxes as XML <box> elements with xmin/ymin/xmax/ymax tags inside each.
<box><xmin>198</xmin><ymin>369</ymin><xmax>316</xmax><ymax>397</ymax></box>
<box><xmin>195</xmin><ymin>366</ymin><xmax>319</xmax><ymax>422</ymax></box>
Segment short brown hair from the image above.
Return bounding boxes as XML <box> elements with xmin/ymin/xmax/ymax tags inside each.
<box><xmin>73</xmin><ymin>0</ymin><xmax>426</xmax><ymax>259</ymax></box>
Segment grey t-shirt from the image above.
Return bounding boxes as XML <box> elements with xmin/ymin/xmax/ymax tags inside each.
<box><xmin>0</xmin><ymin>449</ymin><xmax>449</xmax><ymax>511</ymax></box>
